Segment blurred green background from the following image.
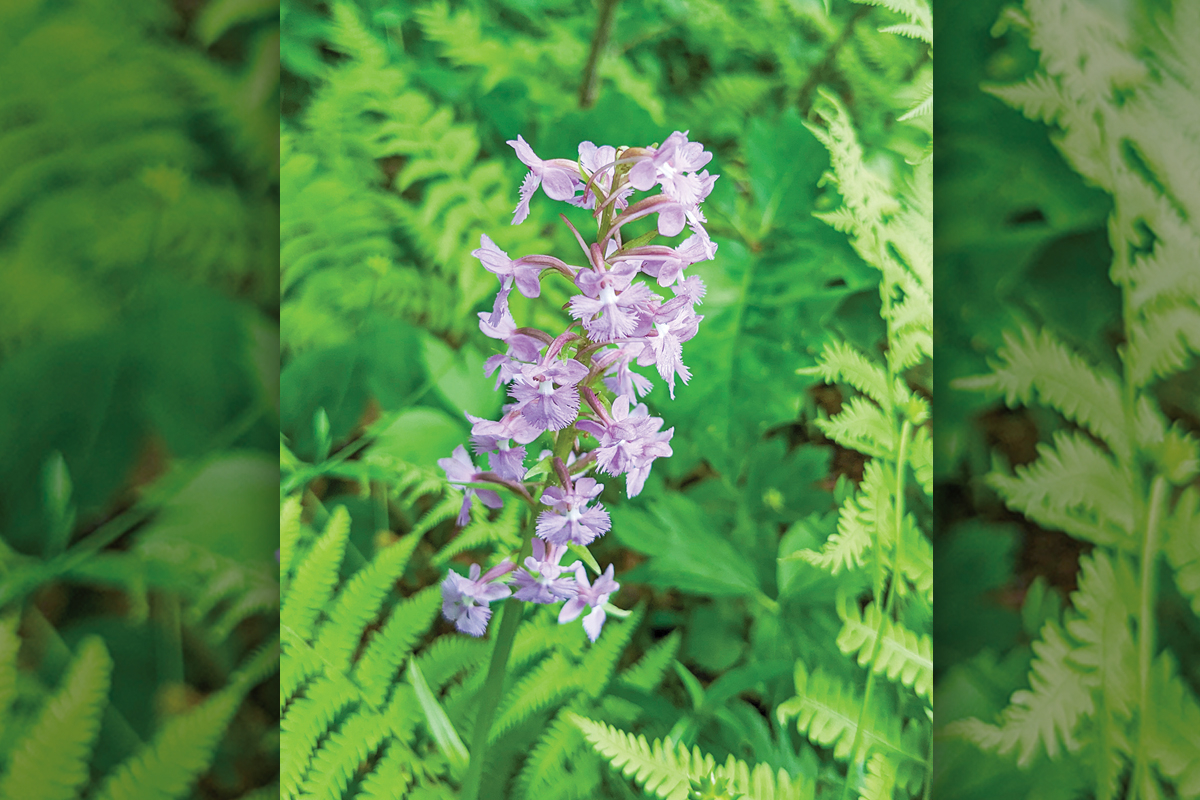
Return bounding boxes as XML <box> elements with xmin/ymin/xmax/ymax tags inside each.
<box><xmin>0</xmin><ymin>0</ymin><xmax>279</xmax><ymax>797</ymax></box>
<box><xmin>932</xmin><ymin>0</ymin><xmax>1200</xmax><ymax>797</ymax></box>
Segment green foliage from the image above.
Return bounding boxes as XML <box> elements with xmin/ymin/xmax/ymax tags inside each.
<box><xmin>937</xmin><ymin>2</ymin><xmax>1200</xmax><ymax>799</ymax></box>
<box><xmin>768</xmin><ymin>7</ymin><xmax>933</xmax><ymax>798</ymax></box>
<box><xmin>0</xmin><ymin>2</ymin><xmax>279</xmax><ymax>797</ymax></box>
<box><xmin>571</xmin><ymin>714</ymin><xmax>810</xmax><ymax>800</ymax></box>
<box><xmin>279</xmin><ymin>431</ymin><xmax>683</xmax><ymax>800</ymax></box>
<box><xmin>0</xmin><ymin>619</ymin><xmax>274</xmax><ymax>800</ymax></box>
<box><xmin>282</xmin><ymin>0</ymin><xmax>934</xmax><ymax>798</ymax></box>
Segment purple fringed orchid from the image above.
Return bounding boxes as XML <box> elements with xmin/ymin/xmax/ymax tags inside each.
<box><xmin>509</xmin><ymin>135</ymin><xmax>584</xmax><ymax>224</ymax></box>
<box><xmin>536</xmin><ymin>477</ymin><xmax>611</xmax><ymax>547</ymax></box>
<box><xmin>473</xmin><ymin>234</ymin><xmax>544</xmax><ymax>299</ymax></box>
<box><xmin>512</xmin><ymin>539</ymin><xmax>580</xmax><ymax>604</ymax></box>
<box><xmin>569</xmin><ymin>272</ymin><xmax>655</xmax><ymax>343</ymax></box>
<box><xmin>439</xmin><ymin>130</ymin><xmax>717</xmax><ymax>638</ymax></box>
<box><xmin>465</xmin><ymin>412</ymin><xmax>538</xmax><ymax>482</ymax></box>
<box><xmin>576</xmin><ymin>395</ymin><xmax>674</xmax><ymax>496</ymax></box>
<box><xmin>438</xmin><ymin>445</ymin><xmax>504</xmax><ymax>526</ymax></box>
<box><xmin>441</xmin><ymin>560</ymin><xmax>516</xmax><ymax>636</ymax></box>
<box><xmin>509</xmin><ymin>357</ymin><xmax>589</xmax><ymax>431</ymax></box>
<box><xmin>559</xmin><ymin>564</ymin><xmax>620</xmax><ymax>642</ymax></box>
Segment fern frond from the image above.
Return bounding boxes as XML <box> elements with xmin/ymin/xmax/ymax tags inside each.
<box><xmin>836</xmin><ymin>597</ymin><xmax>933</xmax><ymax>701</ymax></box>
<box><xmin>987</xmin><ymin>430</ymin><xmax>1134</xmax><ymax>549</ymax></box>
<box><xmin>0</xmin><ymin>637</ymin><xmax>110</xmax><ymax>800</ymax></box>
<box><xmin>1063</xmin><ymin>551</ymin><xmax>1137</xmax><ymax>715</ymax></box>
<box><xmin>898</xmin><ymin>520</ymin><xmax>934</xmax><ymax>603</ymax></box>
<box><xmin>909</xmin><ymin>425</ymin><xmax>933</xmax><ymax>498</ymax></box>
<box><xmin>281</xmin><ymin>505</ymin><xmax>351</xmax><ymax>641</ymax></box>
<box><xmin>298</xmin><ymin>711</ymin><xmax>391</xmax><ymax>800</ymax></box>
<box><xmin>983</xmin><ymin>73</ymin><xmax>1067</xmax><ymax>126</ymax></box>
<box><xmin>776</xmin><ymin>663</ymin><xmax>922</xmax><ymax>766</ymax></box>
<box><xmin>280</xmin><ymin>675</ymin><xmax>361</xmax><ymax>798</ymax></box>
<box><xmin>569</xmin><ymin>714</ymin><xmax>710</xmax><ymax>800</ymax></box>
<box><xmin>953</xmin><ymin>327</ymin><xmax>1129</xmax><ymax>462</ymax></box>
<box><xmin>946</xmin><ymin>622</ymin><xmax>1094</xmax><ymax>767</ymax></box>
<box><xmin>281</xmin><ymin>627</ymin><xmax>326</xmax><ymax>710</ymax></box>
<box><xmin>432</xmin><ymin>502</ymin><xmax>522</xmax><ymax>565</ymax></box>
<box><xmin>355</xmin><ymin>742</ymin><xmax>416</xmax><ymax>800</ymax></box>
<box><xmin>717</xmin><ymin>753</ymin><xmax>810</xmax><ymax>800</ymax></box>
<box><xmin>91</xmin><ymin>687</ymin><xmax>242</xmax><ymax>800</ymax></box>
<box><xmin>1126</xmin><ymin>303</ymin><xmax>1200</xmax><ymax>387</ymax></box>
<box><xmin>857</xmin><ymin>752</ymin><xmax>898</xmax><ymax>800</ymax></box>
<box><xmin>516</xmin><ymin>706</ymin><xmax>588</xmax><ymax>800</ymax></box>
<box><xmin>414</xmin><ymin>635</ymin><xmax>490</xmax><ymax>693</ymax></box>
<box><xmin>1164</xmin><ymin>487</ymin><xmax>1200</xmax><ymax>616</ymax></box>
<box><xmin>816</xmin><ymin>396</ymin><xmax>895</xmax><ymax>460</ymax></box>
<box><xmin>315</xmin><ymin>531</ymin><xmax>422</xmax><ymax>674</ymax></box>
<box><xmin>489</xmin><ymin>652</ymin><xmax>583</xmax><ymax>745</ymax></box>
<box><xmin>804</xmin><ymin>460</ymin><xmax>881</xmax><ymax>574</ymax></box>
<box><xmin>1147</xmin><ymin>654</ymin><xmax>1200</xmax><ymax>798</ymax></box>
<box><xmin>352</xmin><ymin>585</ymin><xmax>442</xmax><ymax>706</ymax></box>
<box><xmin>808</xmin><ymin>340</ymin><xmax>893</xmax><ymax>407</ymax></box>
<box><xmin>619</xmin><ymin>630</ymin><xmax>682</xmax><ymax>692</ymax></box>
<box><xmin>280</xmin><ymin>493</ymin><xmax>304</xmax><ymax>578</ymax></box>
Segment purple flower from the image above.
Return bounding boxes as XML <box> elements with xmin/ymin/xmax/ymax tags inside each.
<box><xmin>473</xmin><ymin>234</ymin><xmax>543</xmax><ymax>299</ymax></box>
<box><xmin>536</xmin><ymin>477</ymin><xmax>611</xmax><ymax>546</ymax></box>
<box><xmin>559</xmin><ymin>564</ymin><xmax>620</xmax><ymax>642</ymax></box>
<box><xmin>568</xmin><ymin>142</ymin><xmax>633</xmax><ymax>212</ymax></box>
<box><xmin>577</xmin><ymin>397</ymin><xmax>674</xmax><ymax>496</ymax></box>
<box><xmin>437</xmin><ymin>445</ymin><xmax>504</xmax><ymax>526</ymax></box>
<box><xmin>479</xmin><ymin>305</ymin><xmax>544</xmax><ymax>389</ymax></box>
<box><xmin>569</xmin><ymin>267</ymin><xmax>655</xmax><ymax>342</ymax></box>
<box><xmin>512</xmin><ymin>539</ymin><xmax>580</xmax><ymax>604</ymax></box>
<box><xmin>509</xmin><ymin>358</ymin><xmax>589</xmax><ymax>431</ymax></box>
<box><xmin>464</xmin><ymin>411</ymin><xmax>540</xmax><ymax>482</ymax></box>
<box><xmin>486</xmin><ymin>277</ymin><xmax>515</xmax><ymax>328</ymax></box>
<box><xmin>655</xmin><ymin>201</ymin><xmax>688</xmax><ymax>237</ymax></box>
<box><xmin>600</xmin><ymin>344</ymin><xmax>654</xmax><ymax>400</ymax></box>
<box><xmin>442</xmin><ymin>560</ymin><xmax>516</xmax><ymax>636</ymax></box>
<box><xmin>509</xmin><ymin>135</ymin><xmax>583</xmax><ymax>224</ymax></box>
<box><xmin>628</xmin><ymin>131</ymin><xmax>713</xmax><ymax>203</ymax></box>
<box><xmin>645</xmin><ymin>303</ymin><xmax>702</xmax><ymax>399</ymax></box>
<box><xmin>673</xmin><ymin>275</ymin><xmax>707</xmax><ymax>305</ymax></box>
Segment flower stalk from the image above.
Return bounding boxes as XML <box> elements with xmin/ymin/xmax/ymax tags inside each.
<box><xmin>438</xmin><ymin>130</ymin><xmax>720</xmax><ymax>793</ymax></box>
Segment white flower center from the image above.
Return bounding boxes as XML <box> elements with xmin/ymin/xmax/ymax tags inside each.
<box><xmin>599</xmin><ymin>284</ymin><xmax>618</xmax><ymax>306</ymax></box>
<box><xmin>538</xmin><ymin>379</ymin><xmax>556</xmax><ymax>396</ymax></box>
<box><xmin>565</xmin><ymin>506</ymin><xmax>583</xmax><ymax>523</ymax></box>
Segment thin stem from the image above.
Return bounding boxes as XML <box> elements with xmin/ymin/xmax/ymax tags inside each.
<box><xmin>460</xmin><ymin>510</ymin><xmax>533</xmax><ymax>800</ymax></box>
<box><xmin>460</xmin><ymin>425</ymin><xmax>574</xmax><ymax>800</ymax></box>
<box><xmin>798</xmin><ymin>6</ymin><xmax>869</xmax><ymax>113</ymax></box>
<box><xmin>1131</xmin><ymin>474</ymin><xmax>1167</xmax><ymax>800</ymax></box>
<box><xmin>578</xmin><ymin>0</ymin><xmax>621</xmax><ymax>109</ymax></box>
<box><xmin>839</xmin><ymin>420</ymin><xmax>911</xmax><ymax>800</ymax></box>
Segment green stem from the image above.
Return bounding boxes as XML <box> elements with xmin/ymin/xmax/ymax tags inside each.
<box><xmin>578</xmin><ymin>0</ymin><xmax>620</xmax><ymax>109</ymax></box>
<box><xmin>461</xmin><ymin>423</ymin><xmax>574</xmax><ymax>799</ymax></box>
<box><xmin>839</xmin><ymin>421</ymin><xmax>911</xmax><ymax>800</ymax></box>
<box><xmin>1131</xmin><ymin>474</ymin><xmax>1167</xmax><ymax>800</ymax></box>
<box><xmin>459</xmin><ymin>577</ymin><xmax>526</xmax><ymax>800</ymax></box>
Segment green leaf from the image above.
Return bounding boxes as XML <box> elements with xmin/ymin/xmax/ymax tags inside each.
<box><xmin>408</xmin><ymin>660</ymin><xmax>468</xmax><ymax>775</ymax></box>
<box><xmin>421</xmin><ymin>334</ymin><xmax>503</xmax><ymax>420</ymax></box>
<box><xmin>610</xmin><ymin>494</ymin><xmax>762</xmax><ymax>598</ymax></box>
<box><xmin>372</xmin><ymin>407</ymin><xmax>467</xmax><ymax>470</ymax></box>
